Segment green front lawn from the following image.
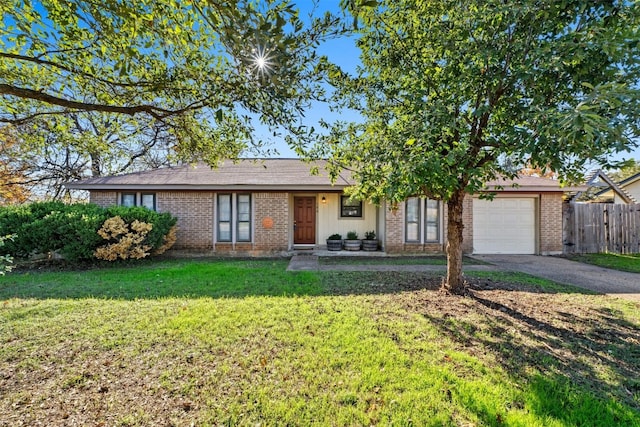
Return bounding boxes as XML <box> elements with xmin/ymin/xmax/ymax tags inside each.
<box><xmin>568</xmin><ymin>253</ymin><xmax>640</xmax><ymax>274</ymax></box>
<box><xmin>1</xmin><ymin>259</ymin><xmax>638</xmax><ymax>426</ymax></box>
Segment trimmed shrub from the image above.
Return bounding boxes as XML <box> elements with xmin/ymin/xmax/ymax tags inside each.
<box><xmin>104</xmin><ymin>206</ymin><xmax>178</xmax><ymax>254</ymax></box>
<box><xmin>154</xmin><ymin>225</ymin><xmax>178</xmax><ymax>255</ymax></box>
<box><xmin>0</xmin><ymin>204</ymin><xmax>34</xmax><ymax>257</ymax></box>
<box><xmin>0</xmin><ymin>203</ymin><xmax>108</xmax><ymax>260</ymax></box>
<box><xmin>94</xmin><ymin>216</ymin><xmax>154</xmax><ymax>261</ymax></box>
<box><xmin>0</xmin><ymin>202</ymin><xmax>177</xmax><ymax>262</ymax></box>
<box><xmin>37</xmin><ymin>205</ymin><xmax>108</xmax><ymax>260</ymax></box>
<box><xmin>0</xmin><ymin>235</ymin><xmax>14</xmax><ymax>275</ymax></box>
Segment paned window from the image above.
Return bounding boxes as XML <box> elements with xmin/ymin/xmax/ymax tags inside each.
<box><xmin>141</xmin><ymin>193</ymin><xmax>156</xmax><ymax>211</ymax></box>
<box><xmin>121</xmin><ymin>193</ymin><xmax>136</xmax><ymax>207</ymax></box>
<box><xmin>217</xmin><ymin>193</ymin><xmax>252</xmax><ymax>243</ymax></box>
<box><xmin>340</xmin><ymin>196</ymin><xmax>363</xmax><ymax>218</ymax></box>
<box><xmin>405</xmin><ymin>198</ymin><xmax>421</xmax><ymax>242</ymax></box>
<box><xmin>425</xmin><ymin>199</ymin><xmax>440</xmax><ymax>242</ymax></box>
<box><xmin>405</xmin><ymin>197</ymin><xmax>441</xmax><ymax>243</ymax></box>
<box><xmin>236</xmin><ymin>194</ymin><xmax>251</xmax><ymax>242</ymax></box>
<box><xmin>217</xmin><ymin>194</ymin><xmax>232</xmax><ymax>242</ymax></box>
<box><xmin>121</xmin><ymin>192</ymin><xmax>157</xmax><ymax>211</ymax></box>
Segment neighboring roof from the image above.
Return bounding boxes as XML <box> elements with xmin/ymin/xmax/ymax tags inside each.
<box><xmin>65</xmin><ymin>159</ymin><xmax>354</xmax><ymax>191</ymax></box>
<box><xmin>590</xmin><ymin>169</ymin><xmax>637</xmax><ymax>203</ymax></box>
<box><xmin>618</xmin><ymin>170</ymin><xmax>640</xmax><ymax>188</ymax></box>
<box><xmin>482</xmin><ymin>175</ymin><xmax>585</xmax><ymax>193</ymax></box>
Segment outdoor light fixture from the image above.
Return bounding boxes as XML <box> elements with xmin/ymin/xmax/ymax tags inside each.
<box><xmin>321</xmin><ymin>196</ymin><xmax>327</xmax><ymax>204</ymax></box>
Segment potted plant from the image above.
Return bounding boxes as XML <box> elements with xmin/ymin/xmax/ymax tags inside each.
<box><xmin>326</xmin><ymin>233</ymin><xmax>343</xmax><ymax>251</ymax></box>
<box><xmin>362</xmin><ymin>230</ymin><xmax>379</xmax><ymax>251</ymax></box>
<box><xmin>343</xmin><ymin>231</ymin><xmax>361</xmax><ymax>251</ymax></box>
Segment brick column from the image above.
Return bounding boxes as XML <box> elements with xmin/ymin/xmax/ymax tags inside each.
<box><xmin>384</xmin><ymin>203</ymin><xmax>404</xmax><ymax>253</ymax></box>
<box><xmin>254</xmin><ymin>192</ymin><xmax>289</xmax><ymax>252</ymax></box>
<box><xmin>461</xmin><ymin>195</ymin><xmax>474</xmax><ymax>253</ymax></box>
<box><xmin>540</xmin><ymin>193</ymin><xmax>563</xmax><ymax>254</ymax></box>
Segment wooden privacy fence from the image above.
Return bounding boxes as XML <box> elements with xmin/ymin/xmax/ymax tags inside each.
<box><xmin>563</xmin><ymin>203</ymin><xmax>640</xmax><ymax>254</ymax></box>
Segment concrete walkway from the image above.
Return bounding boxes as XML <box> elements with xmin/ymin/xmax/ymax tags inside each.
<box><xmin>286</xmin><ymin>254</ymin><xmax>320</xmax><ymax>271</ymax></box>
<box><xmin>472</xmin><ymin>255</ymin><xmax>640</xmax><ymax>303</ymax></box>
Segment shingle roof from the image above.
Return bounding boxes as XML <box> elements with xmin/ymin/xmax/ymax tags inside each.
<box><xmin>66</xmin><ymin>159</ymin><xmax>577</xmax><ymax>193</ymax></box>
<box><xmin>482</xmin><ymin>175</ymin><xmax>583</xmax><ymax>192</ymax></box>
<box><xmin>65</xmin><ymin>159</ymin><xmax>354</xmax><ymax>191</ymax></box>
<box><xmin>618</xmin><ymin>170</ymin><xmax>640</xmax><ymax>187</ymax></box>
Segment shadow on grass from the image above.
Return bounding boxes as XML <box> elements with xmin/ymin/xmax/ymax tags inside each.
<box><xmin>0</xmin><ymin>265</ymin><xmax>601</xmax><ymax>305</ymax></box>
<box><xmin>0</xmin><ymin>258</ymin><xmax>598</xmax><ymax>301</ymax></box>
<box><xmin>418</xmin><ymin>289</ymin><xmax>640</xmax><ymax>426</ymax></box>
<box><xmin>2</xmin><ymin>258</ymin><xmax>638</xmax><ymax>425</ymax></box>
<box><xmin>319</xmin><ymin>255</ymin><xmax>485</xmax><ymax>266</ymax></box>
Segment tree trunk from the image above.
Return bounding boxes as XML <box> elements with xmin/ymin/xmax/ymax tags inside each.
<box><xmin>90</xmin><ymin>151</ymin><xmax>102</xmax><ymax>177</ymax></box>
<box><xmin>442</xmin><ymin>188</ymin><xmax>466</xmax><ymax>294</ymax></box>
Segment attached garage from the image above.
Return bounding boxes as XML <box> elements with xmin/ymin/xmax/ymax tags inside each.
<box><xmin>473</xmin><ymin>197</ymin><xmax>536</xmax><ymax>254</ymax></box>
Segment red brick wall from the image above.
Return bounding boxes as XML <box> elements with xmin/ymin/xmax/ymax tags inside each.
<box><xmin>88</xmin><ymin>190</ymin><xmax>292</xmax><ymax>254</ymax></box>
<box><xmin>384</xmin><ymin>203</ymin><xmax>404</xmax><ymax>253</ymax></box>
<box><xmin>539</xmin><ymin>193</ymin><xmax>563</xmax><ymax>254</ymax></box>
<box><xmin>88</xmin><ymin>189</ymin><xmax>564</xmax><ymax>255</ymax></box>
<box><xmin>157</xmin><ymin>191</ymin><xmax>214</xmax><ymax>250</ymax></box>
<box><xmin>253</xmin><ymin>193</ymin><xmax>289</xmax><ymax>252</ymax></box>
<box><xmin>461</xmin><ymin>195</ymin><xmax>474</xmax><ymax>253</ymax></box>
<box><xmin>90</xmin><ymin>191</ymin><xmax>117</xmax><ymax>208</ymax></box>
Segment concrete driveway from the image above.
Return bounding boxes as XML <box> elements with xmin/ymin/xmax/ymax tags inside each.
<box><xmin>472</xmin><ymin>254</ymin><xmax>640</xmax><ymax>303</ymax></box>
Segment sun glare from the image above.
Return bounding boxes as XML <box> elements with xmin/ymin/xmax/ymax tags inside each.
<box><xmin>250</xmin><ymin>45</ymin><xmax>274</xmax><ymax>78</ymax></box>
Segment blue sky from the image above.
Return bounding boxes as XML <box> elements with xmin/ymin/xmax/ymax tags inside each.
<box><xmin>259</xmin><ymin>1</ymin><xmax>361</xmax><ymax>157</ymax></box>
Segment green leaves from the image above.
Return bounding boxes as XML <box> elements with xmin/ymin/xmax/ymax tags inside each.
<box><xmin>325</xmin><ymin>0</ymin><xmax>640</xmax><ymax>201</ymax></box>
<box><xmin>320</xmin><ymin>0</ymin><xmax>640</xmax><ymax>287</ymax></box>
<box><xmin>1</xmin><ymin>0</ymin><xmax>341</xmax><ymax>168</ymax></box>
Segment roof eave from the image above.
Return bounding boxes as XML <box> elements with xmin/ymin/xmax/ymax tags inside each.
<box><xmin>63</xmin><ymin>183</ymin><xmax>349</xmax><ymax>192</ymax></box>
<box><xmin>480</xmin><ymin>185</ymin><xmax>587</xmax><ymax>193</ymax></box>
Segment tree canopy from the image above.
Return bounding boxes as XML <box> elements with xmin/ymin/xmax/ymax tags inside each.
<box><xmin>1</xmin><ymin>0</ymin><xmax>338</xmax><ymax>169</ymax></box>
<box><xmin>322</xmin><ymin>0</ymin><xmax>640</xmax><ymax>292</ymax></box>
<box><xmin>607</xmin><ymin>158</ymin><xmax>640</xmax><ymax>181</ymax></box>
<box><xmin>0</xmin><ymin>127</ymin><xmax>30</xmax><ymax>204</ymax></box>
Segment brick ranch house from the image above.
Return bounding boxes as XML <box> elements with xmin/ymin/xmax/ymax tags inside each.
<box><xmin>66</xmin><ymin>159</ymin><xmax>572</xmax><ymax>255</ymax></box>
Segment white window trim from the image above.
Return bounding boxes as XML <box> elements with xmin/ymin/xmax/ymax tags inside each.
<box><xmin>404</xmin><ymin>197</ymin><xmax>443</xmax><ymax>244</ymax></box>
<box><xmin>119</xmin><ymin>192</ymin><xmax>157</xmax><ymax>211</ymax></box>
<box><xmin>215</xmin><ymin>193</ymin><xmax>253</xmax><ymax>244</ymax></box>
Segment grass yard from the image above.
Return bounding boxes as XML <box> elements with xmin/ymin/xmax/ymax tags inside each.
<box><xmin>319</xmin><ymin>255</ymin><xmax>483</xmax><ymax>266</ymax></box>
<box><xmin>568</xmin><ymin>253</ymin><xmax>640</xmax><ymax>274</ymax></box>
<box><xmin>1</xmin><ymin>259</ymin><xmax>639</xmax><ymax>426</ymax></box>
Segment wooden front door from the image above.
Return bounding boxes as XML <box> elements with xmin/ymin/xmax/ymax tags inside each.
<box><xmin>294</xmin><ymin>197</ymin><xmax>316</xmax><ymax>244</ymax></box>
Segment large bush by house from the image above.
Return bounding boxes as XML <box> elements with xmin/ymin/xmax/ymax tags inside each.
<box><xmin>0</xmin><ymin>235</ymin><xmax>13</xmax><ymax>275</ymax></box>
<box><xmin>94</xmin><ymin>207</ymin><xmax>178</xmax><ymax>261</ymax></box>
<box><xmin>0</xmin><ymin>201</ymin><xmax>96</xmax><ymax>258</ymax></box>
<box><xmin>0</xmin><ymin>202</ymin><xmax>177</xmax><ymax>262</ymax></box>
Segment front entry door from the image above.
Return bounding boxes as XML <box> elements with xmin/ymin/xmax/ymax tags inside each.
<box><xmin>294</xmin><ymin>197</ymin><xmax>316</xmax><ymax>244</ymax></box>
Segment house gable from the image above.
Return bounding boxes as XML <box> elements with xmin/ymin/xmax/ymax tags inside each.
<box><xmin>591</xmin><ymin>170</ymin><xmax>637</xmax><ymax>204</ymax></box>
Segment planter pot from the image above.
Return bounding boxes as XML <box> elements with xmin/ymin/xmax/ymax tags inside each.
<box><xmin>362</xmin><ymin>239</ymin><xmax>379</xmax><ymax>251</ymax></box>
<box><xmin>326</xmin><ymin>239</ymin><xmax>343</xmax><ymax>251</ymax></box>
<box><xmin>343</xmin><ymin>239</ymin><xmax>362</xmax><ymax>251</ymax></box>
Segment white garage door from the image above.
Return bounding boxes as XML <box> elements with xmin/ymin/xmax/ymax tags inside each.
<box><xmin>473</xmin><ymin>198</ymin><xmax>536</xmax><ymax>254</ymax></box>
